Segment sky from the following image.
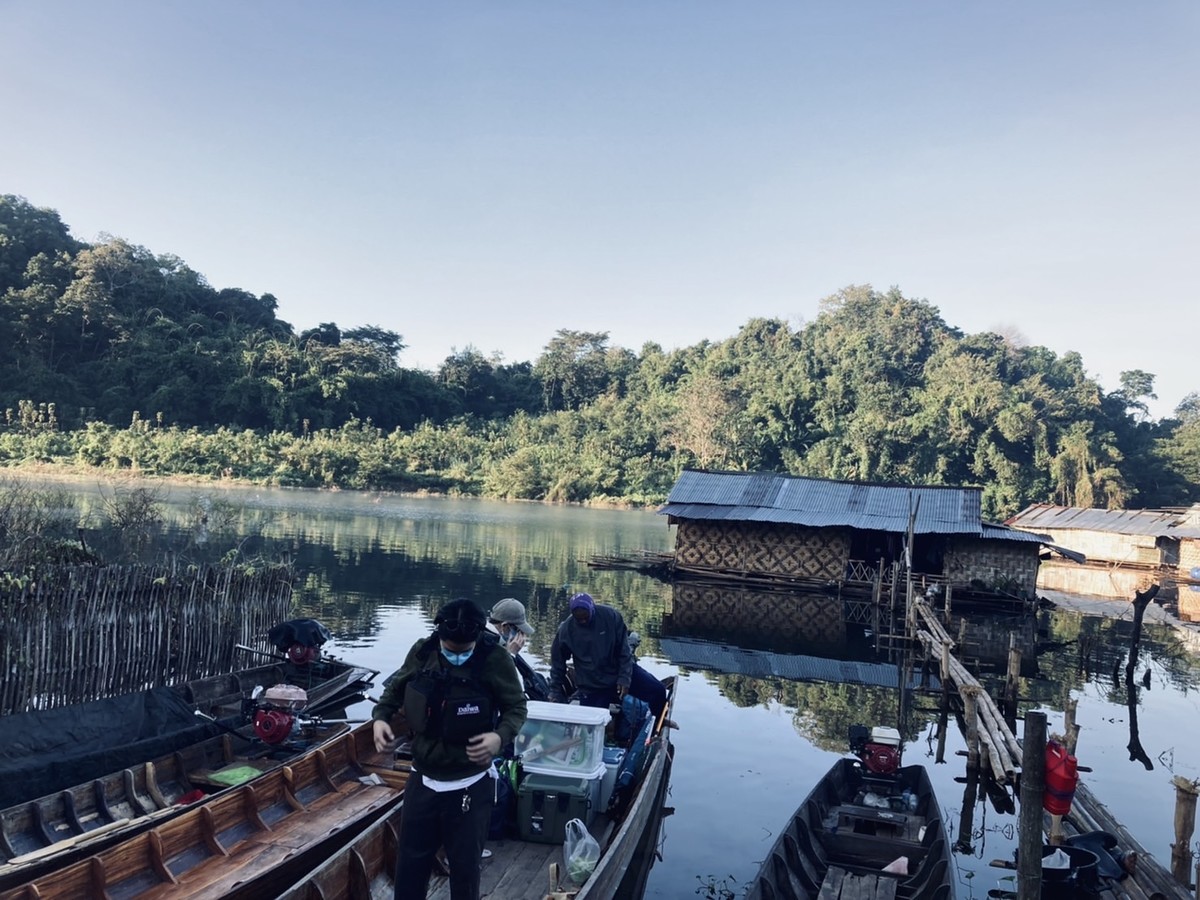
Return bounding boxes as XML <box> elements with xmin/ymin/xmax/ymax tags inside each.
<box><xmin>2</xmin><ymin>2</ymin><xmax>1196</xmax><ymax>419</ymax></box>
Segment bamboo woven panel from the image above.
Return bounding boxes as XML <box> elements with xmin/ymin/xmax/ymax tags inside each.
<box><xmin>675</xmin><ymin>521</ymin><xmax>849</xmax><ymax>579</ymax></box>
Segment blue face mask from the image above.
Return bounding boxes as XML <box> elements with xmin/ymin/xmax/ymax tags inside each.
<box><xmin>440</xmin><ymin>647</ymin><xmax>473</xmax><ymax>666</ymax></box>
<box><xmin>501</xmin><ymin>626</ymin><xmax>519</xmax><ymax>643</ymax></box>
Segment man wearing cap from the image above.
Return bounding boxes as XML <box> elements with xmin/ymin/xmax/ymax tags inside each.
<box><xmin>487</xmin><ymin>598</ymin><xmax>550</xmax><ymax>702</ymax></box>
<box><xmin>549</xmin><ymin>592</ymin><xmax>666</xmax><ymax>718</ymax></box>
<box><xmin>372</xmin><ymin>598</ymin><xmax>527</xmax><ymax>900</ymax></box>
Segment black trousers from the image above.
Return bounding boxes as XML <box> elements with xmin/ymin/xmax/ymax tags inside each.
<box><xmin>394</xmin><ymin>771</ymin><xmax>495</xmax><ymax>900</ymax></box>
<box><xmin>576</xmin><ymin>662</ymin><xmax>667</xmax><ymax>718</ymax></box>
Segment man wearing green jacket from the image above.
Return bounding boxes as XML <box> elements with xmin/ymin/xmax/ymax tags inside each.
<box><xmin>372</xmin><ymin>598</ymin><xmax>527</xmax><ymax>900</ymax></box>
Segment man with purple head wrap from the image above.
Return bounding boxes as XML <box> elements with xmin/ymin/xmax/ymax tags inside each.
<box><xmin>549</xmin><ymin>592</ymin><xmax>666</xmax><ymax>717</ymax></box>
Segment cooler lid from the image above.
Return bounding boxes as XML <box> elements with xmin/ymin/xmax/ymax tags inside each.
<box><xmin>524</xmin><ymin>700</ymin><xmax>611</xmax><ymax>726</ymax></box>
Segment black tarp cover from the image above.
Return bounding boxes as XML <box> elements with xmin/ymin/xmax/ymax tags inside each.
<box><xmin>0</xmin><ymin>686</ymin><xmax>218</xmax><ymax>809</ymax></box>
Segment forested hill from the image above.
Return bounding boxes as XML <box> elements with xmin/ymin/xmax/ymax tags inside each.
<box><xmin>1</xmin><ymin>194</ymin><xmax>1197</xmax><ymax>517</ymax></box>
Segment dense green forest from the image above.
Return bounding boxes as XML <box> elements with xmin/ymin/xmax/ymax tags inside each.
<box><xmin>1</xmin><ymin>194</ymin><xmax>1197</xmax><ymax>518</ymax></box>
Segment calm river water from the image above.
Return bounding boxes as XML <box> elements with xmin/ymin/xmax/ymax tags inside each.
<box><xmin>40</xmin><ymin>479</ymin><xmax>1200</xmax><ymax>898</ymax></box>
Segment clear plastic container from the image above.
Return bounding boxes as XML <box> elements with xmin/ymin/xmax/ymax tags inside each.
<box><xmin>515</xmin><ymin>701</ymin><xmax>609</xmax><ymax>779</ymax></box>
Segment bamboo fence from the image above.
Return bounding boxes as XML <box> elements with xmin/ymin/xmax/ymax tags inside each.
<box><xmin>0</xmin><ymin>563</ymin><xmax>294</xmax><ymax>715</ymax></box>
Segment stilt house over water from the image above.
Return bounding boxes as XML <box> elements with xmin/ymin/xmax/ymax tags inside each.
<box><xmin>1005</xmin><ymin>503</ymin><xmax>1200</xmax><ymax>605</ymax></box>
<box><xmin>659</xmin><ymin>470</ymin><xmax>1058</xmax><ymax>601</ymax></box>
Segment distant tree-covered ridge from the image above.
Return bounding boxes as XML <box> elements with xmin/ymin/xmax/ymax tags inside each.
<box><xmin>1</xmin><ymin>194</ymin><xmax>1197</xmax><ymax>517</ymax></box>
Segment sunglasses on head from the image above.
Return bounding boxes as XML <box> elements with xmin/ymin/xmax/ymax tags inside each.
<box><xmin>439</xmin><ymin>619</ymin><xmax>480</xmax><ymax>640</ymax></box>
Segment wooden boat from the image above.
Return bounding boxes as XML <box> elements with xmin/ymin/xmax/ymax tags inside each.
<box><xmin>746</xmin><ymin>726</ymin><xmax>955</xmax><ymax>900</ymax></box>
<box><xmin>0</xmin><ymin>648</ymin><xmax>377</xmax><ymax>890</ymax></box>
<box><xmin>177</xmin><ymin>650</ymin><xmax>379</xmax><ymax>720</ymax></box>
<box><xmin>275</xmin><ymin>675</ymin><xmax>679</xmax><ymax>900</ymax></box>
<box><xmin>0</xmin><ymin>721</ymin><xmax>407</xmax><ymax>900</ymax></box>
<box><xmin>0</xmin><ymin>714</ymin><xmax>353</xmax><ymax>890</ymax></box>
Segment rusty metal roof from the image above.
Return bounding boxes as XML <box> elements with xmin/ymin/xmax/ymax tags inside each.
<box><xmin>660</xmin><ymin>470</ymin><xmax>986</xmax><ymax>535</ymax></box>
<box><xmin>1006</xmin><ymin>504</ymin><xmax>1200</xmax><ymax>539</ymax></box>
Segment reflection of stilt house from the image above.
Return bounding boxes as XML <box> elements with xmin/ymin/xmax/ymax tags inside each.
<box><xmin>659</xmin><ymin>470</ymin><xmax>1055</xmax><ymax>602</ymax></box>
<box><xmin>1005</xmin><ymin>503</ymin><xmax>1200</xmax><ymax>607</ymax></box>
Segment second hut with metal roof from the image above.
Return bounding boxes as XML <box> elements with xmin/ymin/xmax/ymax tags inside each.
<box><xmin>659</xmin><ymin>469</ymin><xmax>1055</xmax><ymax>602</ymax></box>
<box><xmin>1005</xmin><ymin>502</ymin><xmax>1200</xmax><ymax>602</ymax></box>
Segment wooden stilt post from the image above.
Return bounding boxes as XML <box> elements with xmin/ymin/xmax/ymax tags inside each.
<box><xmin>1018</xmin><ymin>711</ymin><xmax>1047</xmax><ymax>900</ymax></box>
<box><xmin>1064</xmin><ymin>699</ymin><xmax>1079</xmax><ymax>756</ymax></box>
<box><xmin>1005</xmin><ymin>632</ymin><xmax>1021</xmax><ymax>716</ymax></box>
<box><xmin>873</xmin><ymin>566</ymin><xmax>882</xmax><ymax>653</ymax></box>
<box><xmin>1171</xmin><ymin>776</ymin><xmax>1199</xmax><ymax>886</ymax></box>
<box><xmin>945</xmin><ymin>582</ymin><xmax>953</xmax><ymax>623</ymax></box>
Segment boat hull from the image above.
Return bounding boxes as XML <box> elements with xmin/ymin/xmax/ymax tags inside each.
<box><xmin>746</xmin><ymin>758</ymin><xmax>955</xmax><ymax>900</ymax></box>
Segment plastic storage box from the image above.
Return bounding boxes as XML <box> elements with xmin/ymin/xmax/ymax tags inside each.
<box><xmin>514</xmin><ymin>701</ymin><xmax>609</xmax><ymax>779</ymax></box>
<box><xmin>517</xmin><ymin>772</ymin><xmax>602</xmax><ymax>843</ymax></box>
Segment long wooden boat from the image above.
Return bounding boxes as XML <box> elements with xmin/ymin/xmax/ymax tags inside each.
<box><xmin>0</xmin><ymin>714</ymin><xmax>352</xmax><ymax>891</ymax></box>
<box><xmin>0</xmin><ymin>721</ymin><xmax>407</xmax><ymax>900</ymax></box>
<box><xmin>746</xmin><ymin>728</ymin><xmax>955</xmax><ymax>900</ymax></box>
<box><xmin>275</xmin><ymin>675</ymin><xmax>678</xmax><ymax>900</ymax></box>
<box><xmin>0</xmin><ymin>651</ymin><xmax>377</xmax><ymax>807</ymax></box>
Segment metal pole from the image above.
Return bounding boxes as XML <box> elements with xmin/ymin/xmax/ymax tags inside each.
<box><xmin>1018</xmin><ymin>710</ymin><xmax>1047</xmax><ymax>900</ymax></box>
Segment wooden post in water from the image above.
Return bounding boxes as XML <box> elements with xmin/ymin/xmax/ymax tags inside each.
<box><xmin>1126</xmin><ymin>584</ymin><xmax>1160</xmax><ymax>680</ymax></box>
<box><xmin>1064</xmin><ymin>698</ymin><xmax>1079</xmax><ymax>755</ymax></box>
<box><xmin>1170</xmin><ymin>776</ymin><xmax>1199</xmax><ymax>886</ymax></box>
<box><xmin>1004</xmin><ymin>632</ymin><xmax>1021</xmax><ymax>717</ymax></box>
<box><xmin>1018</xmin><ymin>711</ymin><xmax>1047</xmax><ymax>900</ymax></box>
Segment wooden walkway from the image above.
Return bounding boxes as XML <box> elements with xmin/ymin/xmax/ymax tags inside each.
<box><xmin>908</xmin><ymin>599</ymin><xmax>1194</xmax><ymax>899</ymax></box>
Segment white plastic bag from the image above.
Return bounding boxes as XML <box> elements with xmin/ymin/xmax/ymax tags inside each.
<box><xmin>564</xmin><ymin>817</ymin><xmax>600</xmax><ymax>884</ymax></box>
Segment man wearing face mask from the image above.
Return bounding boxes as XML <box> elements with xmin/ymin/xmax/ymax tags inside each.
<box><xmin>372</xmin><ymin>598</ymin><xmax>527</xmax><ymax>900</ymax></box>
<box><xmin>486</xmin><ymin>598</ymin><xmax>550</xmax><ymax>702</ymax></box>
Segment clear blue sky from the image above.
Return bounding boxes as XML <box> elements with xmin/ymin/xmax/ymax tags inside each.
<box><xmin>3</xmin><ymin>1</ymin><xmax>1196</xmax><ymax>419</ymax></box>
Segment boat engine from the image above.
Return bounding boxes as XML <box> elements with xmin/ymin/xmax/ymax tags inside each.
<box><xmin>849</xmin><ymin>724</ymin><xmax>902</xmax><ymax>775</ymax></box>
<box><xmin>251</xmin><ymin>684</ymin><xmax>309</xmax><ymax>744</ymax></box>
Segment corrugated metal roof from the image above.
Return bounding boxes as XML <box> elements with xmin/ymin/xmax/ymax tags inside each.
<box><xmin>1006</xmin><ymin>504</ymin><xmax>1200</xmax><ymax>539</ymax></box>
<box><xmin>660</xmin><ymin>470</ymin><xmax>983</xmax><ymax>535</ymax></box>
<box><xmin>658</xmin><ymin>636</ymin><xmax>941</xmax><ymax>689</ymax></box>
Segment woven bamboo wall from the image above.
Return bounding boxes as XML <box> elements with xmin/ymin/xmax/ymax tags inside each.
<box><xmin>665</xmin><ymin>582</ymin><xmax>845</xmax><ymax>649</ymax></box>
<box><xmin>674</xmin><ymin>520</ymin><xmax>849</xmax><ymax>579</ymax></box>
<box><xmin>943</xmin><ymin>538</ymin><xmax>1040</xmax><ymax>598</ymax></box>
<box><xmin>0</xmin><ymin>563</ymin><xmax>294</xmax><ymax>715</ymax></box>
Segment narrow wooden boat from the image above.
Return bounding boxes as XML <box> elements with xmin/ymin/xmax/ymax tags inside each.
<box><xmin>0</xmin><ymin>721</ymin><xmax>406</xmax><ymax>900</ymax></box>
<box><xmin>746</xmin><ymin>726</ymin><xmax>955</xmax><ymax>900</ymax></box>
<box><xmin>275</xmin><ymin>675</ymin><xmax>678</xmax><ymax>900</ymax></box>
<box><xmin>0</xmin><ymin>715</ymin><xmax>352</xmax><ymax>890</ymax></box>
<box><xmin>0</xmin><ymin>650</ymin><xmax>378</xmax><ymax>809</ymax></box>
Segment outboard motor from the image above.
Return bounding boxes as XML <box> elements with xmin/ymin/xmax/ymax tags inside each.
<box><xmin>251</xmin><ymin>684</ymin><xmax>308</xmax><ymax>744</ymax></box>
<box><xmin>268</xmin><ymin>618</ymin><xmax>332</xmax><ymax>667</ymax></box>
<box><xmin>849</xmin><ymin>724</ymin><xmax>902</xmax><ymax>775</ymax></box>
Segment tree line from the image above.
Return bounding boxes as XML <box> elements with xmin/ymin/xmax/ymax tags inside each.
<box><xmin>1</xmin><ymin>194</ymin><xmax>1197</xmax><ymax>518</ymax></box>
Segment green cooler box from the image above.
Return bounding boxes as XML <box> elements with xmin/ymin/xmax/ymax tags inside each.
<box><xmin>516</xmin><ymin>772</ymin><xmax>601</xmax><ymax>844</ymax></box>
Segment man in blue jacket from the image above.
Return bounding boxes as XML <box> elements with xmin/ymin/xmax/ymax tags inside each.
<box><xmin>548</xmin><ymin>592</ymin><xmax>666</xmax><ymax>718</ymax></box>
